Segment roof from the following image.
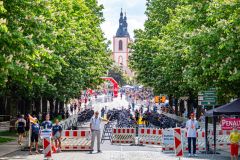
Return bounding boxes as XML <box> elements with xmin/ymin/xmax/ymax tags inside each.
<box><xmin>116</xmin><ymin>9</ymin><xmax>130</xmax><ymax>37</ymax></box>
<box><xmin>205</xmin><ymin>99</ymin><xmax>240</xmax><ymax>117</ymax></box>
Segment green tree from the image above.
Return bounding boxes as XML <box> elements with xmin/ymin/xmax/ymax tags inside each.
<box><xmin>130</xmin><ymin>0</ymin><xmax>240</xmax><ymax>106</ymax></box>
<box><xmin>0</xmin><ymin>0</ymin><xmax>111</xmax><ymax>115</ymax></box>
<box><xmin>108</xmin><ymin>65</ymin><xmax>127</xmax><ymax>87</ymax></box>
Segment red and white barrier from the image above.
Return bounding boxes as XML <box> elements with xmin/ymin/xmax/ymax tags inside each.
<box><xmin>208</xmin><ymin>130</ymin><xmax>230</xmax><ymax>149</ymax></box>
<box><xmin>138</xmin><ymin>128</ymin><xmax>162</xmax><ymax>145</ymax></box>
<box><xmin>41</xmin><ymin>129</ymin><xmax>52</xmax><ymax>159</ymax></box>
<box><xmin>61</xmin><ymin>145</ymin><xmax>91</xmax><ymax>151</ymax></box>
<box><xmin>62</xmin><ymin>130</ymin><xmax>91</xmax><ymax>137</ymax></box>
<box><xmin>174</xmin><ymin>128</ymin><xmax>183</xmax><ymax>157</ymax></box>
<box><xmin>184</xmin><ymin>131</ymin><xmax>205</xmax><ymax>138</ymax></box>
<box><xmin>162</xmin><ymin>129</ymin><xmax>206</xmax><ymax>152</ymax></box>
<box><xmin>111</xmin><ymin>128</ymin><xmax>135</xmax><ymax>144</ymax></box>
<box><xmin>210</xmin><ymin>130</ymin><xmax>231</xmax><ymax>136</ymax></box>
<box><xmin>43</xmin><ymin>137</ymin><xmax>52</xmax><ymax>159</ymax></box>
<box><xmin>61</xmin><ymin>130</ymin><xmax>91</xmax><ymax>151</ymax></box>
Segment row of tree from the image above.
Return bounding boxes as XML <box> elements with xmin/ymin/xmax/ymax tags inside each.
<box><xmin>0</xmin><ymin>0</ymin><xmax>111</xmax><ymax>116</ymax></box>
<box><xmin>130</xmin><ymin>0</ymin><xmax>240</xmax><ymax>111</ymax></box>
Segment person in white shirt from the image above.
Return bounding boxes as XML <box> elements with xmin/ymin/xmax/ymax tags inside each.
<box><xmin>90</xmin><ymin>111</ymin><xmax>102</xmax><ymax>153</ymax></box>
<box><xmin>186</xmin><ymin>113</ymin><xmax>199</xmax><ymax>157</ymax></box>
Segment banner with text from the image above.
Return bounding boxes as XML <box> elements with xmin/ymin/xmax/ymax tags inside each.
<box><xmin>221</xmin><ymin>118</ymin><xmax>240</xmax><ymax>130</ymax></box>
<box><xmin>162</xmin><ymin>129</ymin><xmax>174</xmax><ymax>145</ymax></box>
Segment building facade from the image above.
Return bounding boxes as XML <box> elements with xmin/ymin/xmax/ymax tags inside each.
<box><xmin>112</xmin><ymin>9</ymin><xmax>133</xmax><ymax>77</ymax></box>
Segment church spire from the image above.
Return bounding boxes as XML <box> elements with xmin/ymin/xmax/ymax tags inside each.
<box><xmin>120</xmin><ymin>8</ymin><xmax>123</xmax><ymax>17</ymax></box>
<box><xmin>116</xmin><ymin>9</ymin><xmax>130</xmax><ymax>37</ymax></box>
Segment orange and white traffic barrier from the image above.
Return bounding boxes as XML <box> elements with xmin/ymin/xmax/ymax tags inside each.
<box><xmin>61</xmin><ymin>130</ymin><xmax>91</xmax><ymax>151</ymax></box>
<box><xmin>174</xmin><ymin>128</ymin><xmax>183</xmax><ymax>157</ymax></box>
<box><xmin>138</xmin><ymin>128</ymin><xmax>162</xmax><ymax>145</ymax></box>
<box><xmin>111</xmin><ymin>128</ymin><xmax>135</xmax><ymax>144</ymax></box>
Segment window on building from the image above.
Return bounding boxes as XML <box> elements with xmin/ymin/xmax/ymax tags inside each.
<box><xmin>118</xmin><ymin>56</ymin><xmax>123</xmax><ymax>65</ymax></box>
<box><xmin>119</xmin><ymin>40</ymin><xmax>123</xmax><ymax>50</ymax></box>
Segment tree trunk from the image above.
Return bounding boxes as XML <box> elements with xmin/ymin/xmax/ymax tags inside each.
<box><xmin>42</xmin><ymin>97</ymin><xmax>48</xmax><ymax>113</ymax></box>
<box><xmin>34</xmin><ymin>98</ymin><xmax>40</xmax><ymax>113</ymax></box>
<box><xmin>187</xmin><ymin>91</ymin><xmax>197</xmax><ymax>118</ymax></box>
<box><xmin>18</xmin><ymin>98</ymin><xmax>23</xmax><ymax>115</ymax></box>
<box><xmin>25</xmin><ymin>99</ymin><xmax>32</xmax><ymax>114</ymax></box>
<box><xmin>59</xmin><ymin>101</ymin><xmax>64</xmax><ymax>112</ymax></box>
<box><xmin>174</xmin><ymin>97</ymin><xmax>178</xmax><ymax>116</ymax></box>
<box><xmin>179</xmin><ymin>100</ymin><xmax>184</xmax><ymax>117</ymax></box>
<box><xmin>55</xmin><ymin>99</ymin><xmax>59</xmax><ymax>114</ymax></box>
<box><xmin>40</xmin><ymin>97</ymin><xmax>42</xmax><ymax>113</ymax></box>
<box><xmin>196</xmin><ymin>105</ymin><xmax>202</xmax><ymax>120</ymax></box>
<box><xmin>0</xmin><ymin>97</ymin><xmax>4</xmax><ymax>115</ymax></box>
<box><xmin>8</xmin><ymin>96</ymin><xmax>18</xmax><ymax>117</ymax></box>
<box><xmin>169</xmin><ymin>94</ymin><xmax>173</xmax><ymax>107</ymax></box>
<box><xmin>49</xmin><ymin>98</ymin><xmax>54</xmax><ymax>113</ymax></box>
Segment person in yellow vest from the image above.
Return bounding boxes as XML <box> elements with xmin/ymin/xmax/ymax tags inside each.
<box><xmin>230</xmin><ymin>126</ymin><xmax>240</xmax><ymax>160</ymax></box>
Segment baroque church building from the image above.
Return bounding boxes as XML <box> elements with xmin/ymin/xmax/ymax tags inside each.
<box><xmin>112</xmin><ymin>9</ymin><xmax>133</xmax><ymax>77</ymax></box>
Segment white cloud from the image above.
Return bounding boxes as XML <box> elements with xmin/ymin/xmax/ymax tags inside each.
<box><xmin>98</xmin><ymin>0</ymin><xmax>147</xmax><ymax>47</ymax></box>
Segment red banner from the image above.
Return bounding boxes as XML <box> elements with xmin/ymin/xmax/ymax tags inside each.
<box><xmin>221</xmin><ymin>118</ymin><xmax>240</xmax><ymax>130</ymax></box>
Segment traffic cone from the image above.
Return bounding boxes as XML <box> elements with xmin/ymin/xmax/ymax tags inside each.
<box><xmin>52</xmin><ymin>144</ymin><xmax>57</xmax><ymax>153</ymax></box>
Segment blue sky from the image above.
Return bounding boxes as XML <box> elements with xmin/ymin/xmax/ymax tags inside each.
<box><xmin>98</xmin><ymin>0</ymin><xmax>147</xmax><ymax>42</ymax></box>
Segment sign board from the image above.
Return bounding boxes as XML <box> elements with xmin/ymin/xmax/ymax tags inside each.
<box><xmin>221</xmin><ymin>118</ymin><xmax>240</xmax><ymax>130</ymax></box>
<box><xmin>162</xmin><ymin>129</ymin><xmax>174</xmax><ymax>145</ymax></box>
<box><xmin>41</xmin><ymin>129</ymin><xmax>52</xmax><ymax>138</ymax></box>
<box><xmin>198</xmin><ymin>88</ymin><xmax>217</xmax><ymax>106</ymax></box>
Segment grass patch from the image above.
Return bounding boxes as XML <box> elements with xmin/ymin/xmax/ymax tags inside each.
<box><xmin>0</xmin><ymin>137</ymin><xmax>14</xmax><ymax>143</ymax></box>
<box><xmin>0</xmin><ymin>130</ymin><xmax>17</xmax><ymax>137</ymax></box>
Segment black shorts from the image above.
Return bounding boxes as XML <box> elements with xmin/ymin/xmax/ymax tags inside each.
<box><xmin>17</xmin><ymin>128</ymin><xmax>25</xmax><ymax>134</ymax></box>
<box><xmin>31</xmin><ymin>133</ymin><xmax>39</xmax><ymax>143</ymax></box>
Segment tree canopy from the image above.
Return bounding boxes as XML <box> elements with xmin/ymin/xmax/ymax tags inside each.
<box><xmin>130</xmin><ymin>0</ymin><xmax>240</xmax><ymax>102</ymax></box>
<box><xmin>0</xmin><ymin>0</ymin><xmax>111</xmax><ymax>114</ymax></box>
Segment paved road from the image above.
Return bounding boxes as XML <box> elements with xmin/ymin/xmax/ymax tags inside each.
<box><xmin>0</xmin><ymin>95</ymin><xmax>231</xmax><ymax>160</ymax></box>
<box><xmin>0</xmin><ymin>148</ymin><xmax>230</xmax><ymax>160</ymax></box>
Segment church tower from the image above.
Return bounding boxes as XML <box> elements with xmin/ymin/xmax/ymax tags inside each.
<box><xmin>113</xmin><ymin>9</ymin><xmax>133</xmax><ymax>77</ymax></box>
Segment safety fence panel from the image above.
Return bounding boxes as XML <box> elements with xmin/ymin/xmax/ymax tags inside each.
<box><xmin>61</xmin><ymin>130</ymin><xmax>91</xmax><ymax>151</ymax></box>
<box><xmin>111</xmin><ymin>128</ymin><xmax>135</xmax><ymax>144</ymax></box>
<box><xmin>162</xmin><ymin>129</ymin><xmax>175</xmax><ymax>151</ymax></box>
<box><xmin>138</xmin><ymin>128</ymin><xmax>162</xmax><ymax>145</ymax></box>
<box><xmin>208</xmin><ymin>130</ymin><xmax>230</xmax><ymax>150</ymax></box>
<box><xmin>162</xmin><ymin>129</ymin><xmax>206</xmax><ymax>152</ymax></box>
